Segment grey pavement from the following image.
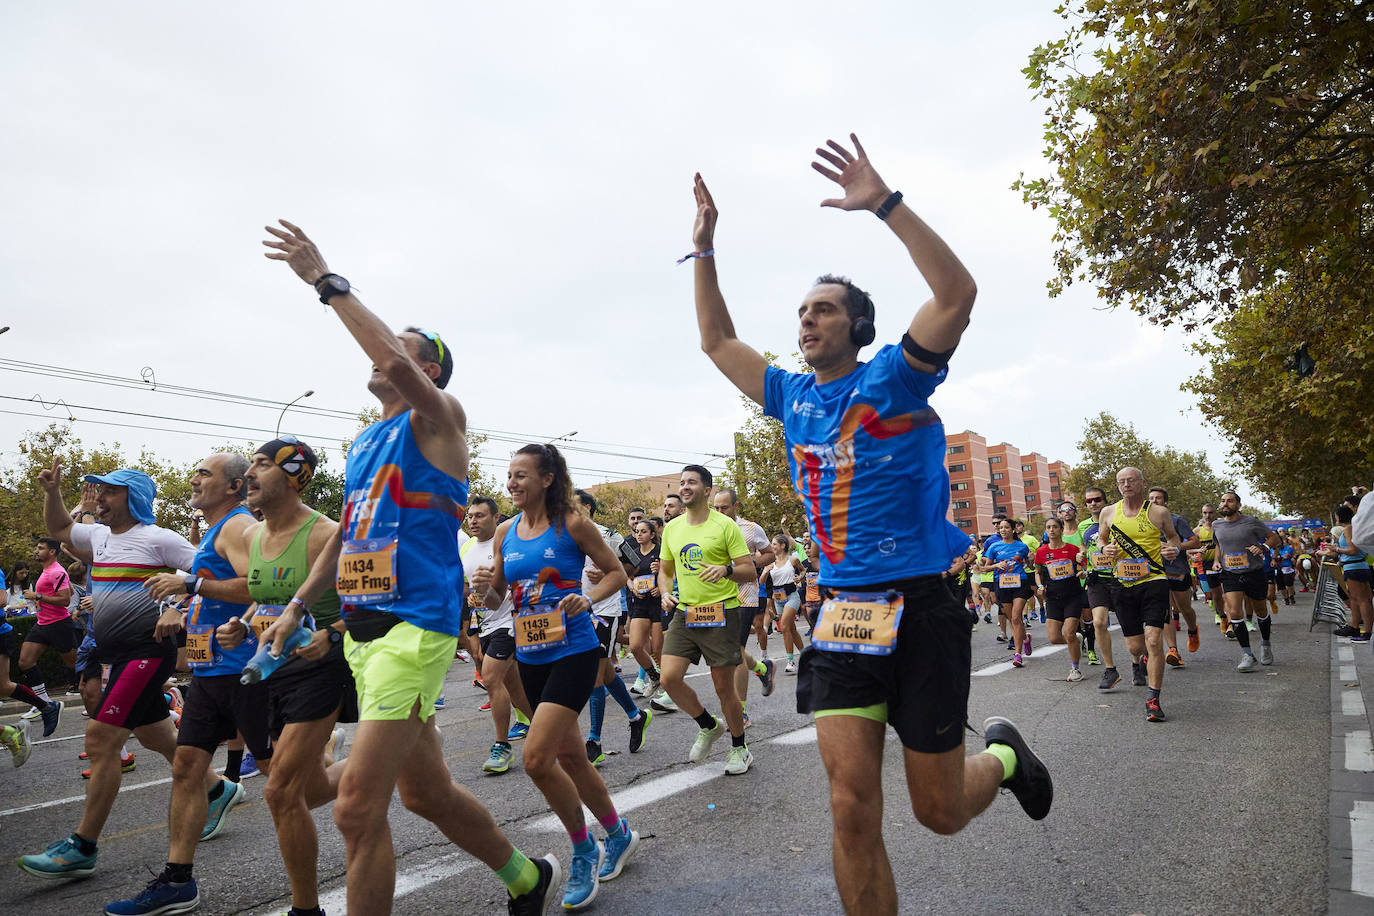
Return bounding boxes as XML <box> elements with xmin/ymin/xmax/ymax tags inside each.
<box><xmin>0</xmin><ymin>597</ymin><xmax>1365</xmax><ymax>914</ymax></box>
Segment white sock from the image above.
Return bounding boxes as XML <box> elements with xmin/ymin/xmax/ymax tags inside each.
<box><xmin>32</xmin><ymin>682</ymin><xmax>52</xmax><ymax>703</ymax></box>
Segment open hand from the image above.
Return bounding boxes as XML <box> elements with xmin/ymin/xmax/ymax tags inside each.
<box><xmin>812</xmin><ymin>133</ymin><xmax>891</xmax><ymax>212</ymax></box>
<box><xmin>263</xmin><ymin>220</ymin><xmax>331</xmax><ymax>286</ymax></box>
<box><xmin>692</xmin><ymin>174</ymin><xmax>717</xmax><ymax>251</ymax></box>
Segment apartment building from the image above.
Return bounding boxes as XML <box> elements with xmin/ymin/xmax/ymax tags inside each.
<box><xmin>944</xmin><ymin>431</ymin><xmax>1069</xmax><ymax>536</ymax></box>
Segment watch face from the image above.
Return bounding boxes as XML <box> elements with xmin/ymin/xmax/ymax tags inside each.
<box><xmin>329</xmin><ymin>276</ymin><xmax>348</xmax><ymax>292</ymax></box>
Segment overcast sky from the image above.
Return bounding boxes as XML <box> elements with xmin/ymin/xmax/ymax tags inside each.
<box><xmin>0</xmin><ymin>2</ymin><xmax>1251</xmax><ymax>504</ymax></box>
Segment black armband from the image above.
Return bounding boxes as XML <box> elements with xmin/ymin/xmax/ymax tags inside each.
<box><xmin>901</xmin><ymin>331</ymin><xmax>957</xmax><ymax>371</ymax></box>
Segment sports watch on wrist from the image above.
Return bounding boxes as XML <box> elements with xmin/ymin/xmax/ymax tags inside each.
<box><xmin>313</xmin><ymin>273</ymin><xmax>350</xmax><ymax>304</ymax></box>
<box><xmin>328</xmin><ymin>628</ymin><xmax>343</xmax><ymax>645</ymax></box>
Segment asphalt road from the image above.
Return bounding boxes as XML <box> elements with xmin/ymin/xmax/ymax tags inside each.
<box><xmin>0</xmin><ymin>599</ymin><xmax>1337</xmax><ymax>915</ymax></box>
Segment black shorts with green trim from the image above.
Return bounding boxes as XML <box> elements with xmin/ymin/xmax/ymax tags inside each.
<box><xmin>796</xmin><ymin>574</ymin><xmax>971</xmax><ymax>754</ymax></box>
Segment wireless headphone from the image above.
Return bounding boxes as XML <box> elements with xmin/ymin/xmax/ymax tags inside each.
<box><xmin>850</xmin><ymin>300</ymin><xmax>876</xmax><ymax>347</ymax></box>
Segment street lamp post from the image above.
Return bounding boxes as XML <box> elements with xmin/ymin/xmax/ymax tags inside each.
<box><xmin>275</xmin><ymin>389</ymin><xmax>314</xmax><ymax>437</ymax></box>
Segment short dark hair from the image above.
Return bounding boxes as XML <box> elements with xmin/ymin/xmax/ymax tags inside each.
<box><xmin>814</xmin><ymin>274</ymin><xmax>875</xmax><ymax>326</ymax></box>
<box><xmin>1085</xmin><ymin>486</ymin><xmax>1106</xmax><ymax>500</ymax></box>
<box><xmin>1336</xmin><ymin>504</ymin><xmax>1355</xmax><ymax>523</ymax></box>
<box><xmin>1348</xmin><ymin>492</ymin><xmax>1364</xmax><ymax>507</ymax></box>
<box><xmin>648</xmin><ymin>515</ymin><xmax>664</xmax><ymax>529</ymax></box>
<box><xmin>1223</xmin><ymin>489</ymin><xmax>1241</xmax><ymax>502</ymax></box>
<box><xmin>403</xmin><ymin>326</ymin><xmax>455</xmax><ymax>390</ymax></box>
<box><xmin>1148</xmin><ymin>486</ymin><xmax>1169</xmax><ymax>502</ymax></box>
<box><xmin>627</xmin><ymin>506</ymin><xmax>646</xmax><ymax>516</ymax></box>
<box><xmin>468</xmin><ymin>496</ymin><xmax>499</xmax><ymax>516</ymax></box>
<box><xmin>681</xmin><ymin>464</ymin><xmax>713</xmax><ymax>487</ymax></box>
<box><xmin>663</xmin><ymin>494</ymin><xmax>683</xmax><ymax>506</ymax></box>
<box><xmin>35</xmin><ymin>536</ymin><xmax>60</xmax><ymax>551</ymax></box>
<box><xmin>575</xmin><ymin>489</ymin><xmax>597</xmax><ymax>517</ymax></box>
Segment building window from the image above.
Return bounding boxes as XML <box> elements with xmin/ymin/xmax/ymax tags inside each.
<box><xmin>949</xmin><ymin>463</ymin><xmax>967</xmax><ymax>472</ymax></box>
<box><xmin>951</xmin><ymin>482</ymin><xmax>968</xmax><ymax>491</ymax></box>
<box><xmin>947</xmin><ymin>445</ymin><xmax>964</xmax><ymax>454</ymax></box>
<box><xmin>953</xmin><ymin>500</ymin><xmax>971</xmax><ymax>510</ymax></box>
<box><xmin>1049</xmin><ymin>472</ymin><xmax>1058</xmax><ymax>479</ymax></box>
<box><xmin>1023</xmin><ymin>479</ymin><xmax>1035</xmax><ymax>489</ymax></box>
<box><xmin>1021</xmin><ymin>464</ymin><xmax>1032</xmax><ymax>471</ymax></box>
<box><xmin>994</xmin><ymin>505</ymin><xmax>1006</xmax><ymax>515</ymax></box>
<box><xmin>989</xmin><ymin>456</ymin><xmax>1003</xmax><ymax>464</ymax></box>
<box><xmin>957</xmin><ymin>518</ymin><xmax>972</xmax><ymax>528</ymax></box>
<box><xmin>992</xmin><ymin>472</ymin><xmax>1004</xmax><ymax>480</ymax></box>
<box><xmin>1051</xmin><ymin>486</ymin><xmax>1060</xmax><ymax>494</ymax></box>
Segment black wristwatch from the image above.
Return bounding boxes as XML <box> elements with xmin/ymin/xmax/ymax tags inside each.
<box><xmin>328</xmin><ymin>628</ymin><xmax>343</xmax><ymax>645</ymax></box>
<box><xmin>313</xmin><ymin>273</ymin><xmax>350</xmax><ymax>304</ymax></box>
<box><xmin>183</xmin><ymin>575</ymin><xmax>199</xmax><ymax>595</ymax></box>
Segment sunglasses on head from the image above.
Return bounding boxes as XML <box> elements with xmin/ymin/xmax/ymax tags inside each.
<box><xmin>415</xmin><ymin>329</ymin><xmax>446</xmax><ymax>365</ymax></box>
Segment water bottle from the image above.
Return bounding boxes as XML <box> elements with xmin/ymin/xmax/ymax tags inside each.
<box><xmin>240</xmin><ymin>626</ymin><xmax>313</xmax><ymax>684</ymax></box>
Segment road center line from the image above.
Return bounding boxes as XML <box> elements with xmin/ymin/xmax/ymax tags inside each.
<box><xmin>0</xmin><ymin>776</ymin><xmax>173</xmax><ymax>817</ymax></box>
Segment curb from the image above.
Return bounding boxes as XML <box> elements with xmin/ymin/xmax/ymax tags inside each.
<box><xmin>1329</xmin><ymin>629</ymin><xmax>1374</xmax><ymax>912</ymax></box>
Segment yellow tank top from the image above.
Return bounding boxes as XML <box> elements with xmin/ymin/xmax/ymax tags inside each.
<box><xmin>1108</xmin><ymin>500</ymin><xmax>1165</xmax><ymax>587</ymax></box>
<box><xmin>1197</xmin><ymin>525</ymin><xmax>1216</xmax><ymax>563</ymax></box>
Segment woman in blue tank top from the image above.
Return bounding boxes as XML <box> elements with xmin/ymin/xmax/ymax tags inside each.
<box><xmin>472</xmin><ymin>443</ymin><xmax>639</xmax><ymax>907</ymax></box>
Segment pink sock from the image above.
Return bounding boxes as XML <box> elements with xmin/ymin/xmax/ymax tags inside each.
<box><xmin>598</xmin><ymin>810</ymin><xmax>621</xmax><ymax>833</ymax></box>
<box><xmin>569</xmin><ymin>825</ymin><xmax>589</xmax><ymax>847</ymax></box>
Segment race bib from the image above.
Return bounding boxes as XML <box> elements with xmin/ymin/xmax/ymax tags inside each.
<box><xmin>1281</xmin><ymin>565</ymin><xmax>1294</xmax><ymax>574</ymax></box>
<box><xmin>186</xmin><ymin>623</ymin><xmax>215</xmax><ymax>668</ymax></box>
<box><xmin>772</xmin><ymin>588</ymin><xmax>787</xmax><ymax>603</ymax></box>
<box><xmin>814</xmin><ymin>591</ymin><xmax>903</xmax><ymax>656</ymax></box>
<box><xmin>513</xmin><ymin>604</ymin><xmax>569</xmax><ymax>651</ymax></box>
<box><xmin>683</xmin><ymin>601</ymin><xmax>726</xmax><ymax>628</ymax></box>
<box><xmin>805</xmin><ymin>572</ymin><xmax>819</xmax><ymax>594</ymax></box>
<box><xmin>1047</xmin><ymin>559</ymin><xmax>1075</xmax><ymax>581</ymax></box>
<box><xmin>1223</xmin><ymin>552</ymin><xmax>1249</xmax><ymax>570</ymax></box>
<box><xmin>337</xmin><ymin>537</ymin><xmax>398</xmax><ymax>604</ymax></box>
<box><xmin>632</xmin><ymin>575</ymin><xmax>655</xmax><ymax>597</ymax></box>
<box><xmin>1090</xmin><ymin>552</ymin><xmax>1114</xmax><ymax>572</ymax></box>
<box><xmin>998</xmin><ymin>572</ymin><xmax>1023</xmax><ymax>589</ymax></box>
<box><xmin>250</xmin><ymin>605</ymin><xmax>283</xmax><ymax>641</ymax></box>
<box><xmin>1115</xmin><ymin>558</ymin><xmax>1149</xmax><ymax>582</ymax></box>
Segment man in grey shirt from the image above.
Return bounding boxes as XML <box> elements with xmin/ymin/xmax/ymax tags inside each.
<box><xmin>1211</xmin><ymin>490</ymin><xmax>1279</xmax><ymax>672</ymax></box>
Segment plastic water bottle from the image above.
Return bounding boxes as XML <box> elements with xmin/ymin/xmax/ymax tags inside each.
<box><xmin>240</xmin><ymin>626</ymin><xmax>313</xmax><ymax>684</ymax></box>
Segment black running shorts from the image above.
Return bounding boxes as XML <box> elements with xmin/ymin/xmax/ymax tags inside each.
<box><xmin>518</xmin><ymin>647</ymin><xmax>601</xmax><ymax>713</ymax></box>
<box><xmin>24</xmin><ymin>617</ymin><xmax>79</xmax><ymax>653</ymax></box>
<box><xmin>178</xmin><ymin>673</ymin><xmax>274</xmax><ymax>759</ymax></box>
<box><xmin>1111</xmin><ymin>579</ymin><xmax>1170</xmax><ymax>637</ymax></box>
<box><xmin>1221</xmin><ymin>569</ymin><xmax>1269</xmax><ymax>601</ymax></box>
<box><xmin>266</xmin><ymin>643</ymin><xmax>358</xmax><ymax>737</ymax></box>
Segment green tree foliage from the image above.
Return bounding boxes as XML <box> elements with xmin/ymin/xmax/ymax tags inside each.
<box><xmin>1016</xmin><ymin>0</ymin><xmax>1373</xmax><ymax>329</ymax></box>
<box><xmin>1063</xmin><ymin>412</ymin><xmax>1235</xmax><ymax>523</ymax></box>
<box><xmin>583</xmin><ymin>480</ymin><xmax>660</xmax><ymax>538</ymax></box>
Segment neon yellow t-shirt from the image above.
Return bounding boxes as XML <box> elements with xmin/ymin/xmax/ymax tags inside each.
<box><xmin>660</xmin><ymin>509</ymin><xmax>748</xmax><ymax>609</ymax></box>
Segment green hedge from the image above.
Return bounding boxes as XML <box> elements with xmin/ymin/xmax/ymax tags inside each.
<box><xmin>4</xmin><ymin>614</ymin><xmax>82</xmax><ymax>688</ymax></box>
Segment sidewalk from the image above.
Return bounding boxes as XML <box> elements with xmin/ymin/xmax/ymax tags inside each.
<box><xmin>1330</xmin><ymin>625</ymin><xmax>1374</xmax><ymax>912</ymax></box>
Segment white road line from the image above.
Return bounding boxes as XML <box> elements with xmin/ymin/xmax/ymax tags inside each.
<box><xmin>282</xmin><ymin>851</ymin><xmax>477</xmax><ymax>916</ymax></box>
<box><xmin>1340</xmin><ymin>646</ymin><xmax>1355</xmax><ymax>662</ymax></box>
<box><xmin>33</xmin><ymin>733</ymin><xmax>86</xmax><ymax>745</ymax></box>
<box><xmin>525</xmin><ymin>723</ymin><xmax>818</xmax><ymax>833</ymax></box>
<box><xmin>1342</xmin><ymin>665</ymin><xmax>1357</xmax><ymax>681</ymax></box>
<box><xmin>1344</xmin><ymin>690</ymin><xmax>1367</xmax><ymax>718</ymax></box>
<box><xmin>1352</xmin><ymin>801</ymin><xmax>1374</xmax><ymax>897</ymax></box>
<box><xmin>1346</xmin><ymin>730</ymin><xmax>1374</xmax><ymax>772</ymax></box>
<box><xmin>0</xmin><ymin>776</ymin><xmax>173</xmax><ymax>817</ymax></box>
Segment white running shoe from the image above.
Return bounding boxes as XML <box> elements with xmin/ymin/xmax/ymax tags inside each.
<box><xmin>1066</xmin><ymin>668</ymin><xmax>1083</xmax><ymax>682</ymax></box>
<box><xmin>688</xmin><ymin>719</ymin><xmax>723</xmax><ymax>763</ymax></box>
<box><xmin>723</xmin><ymin>744</ymin><xmax>754</xmax><ymax>775</ymax></box>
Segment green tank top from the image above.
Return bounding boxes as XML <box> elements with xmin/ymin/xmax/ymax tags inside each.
<box><xmin>247</xmin><ymin>510</ymin><xmax>342</xmax><ymax>627</ymax></box>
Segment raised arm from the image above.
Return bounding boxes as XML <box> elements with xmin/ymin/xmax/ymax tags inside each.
<box><xmin>263</xmin><ymin>220</ymin><xmax>467</xmax><ymax>437</ymax></box>
<box><xmin>690</xmin><ymin>175</ymin><xmax>769</xmax><ymax>405</ymax></box>
<box><xmin>812</xmin><ymin>134</ymin><xmax>977</xmax><ymax>373</ymax></box>
<box><xmin>37</xmin><ymin>458</ymin><xmax>75</xmax><ymax>547</ymax></box>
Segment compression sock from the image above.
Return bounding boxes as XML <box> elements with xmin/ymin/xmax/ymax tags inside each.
<box><xmin>1231</xmin><ymin>620</ymin><xmax>1251</xmax><ymax>649</ymax></box>
<box><xmin>496</xmin><ymin>848</ymin><xmax>541</xmax><ymax>897</ymax></box>
<box><xmin>985</xmin><ymin>742</ymin><xmax>1017</xmax><ymax>782</ymax></box>
<box><xmin>598</xmin><ymin>810</ymin><xmax>623</xmax><ymax>834</ymax></box>
<box><xmin>21</xmin><ymin>669</ymin><xmax>51</xmax><ymax>704</ymax></box>
<box><xmin>1257</xmin><ymin>613</ymin><xmax>1272</xmax><ymax>641</ymax></box>
<box><xmin>7</xmin><ymin>683</ymin><xmax>47</xmax><ymax>710</ymax></box>
<box><xmin>605</xmin><ymin>675</ymin><xmax>640</xmax><ymax>719</ymax></box>
<box><xmin>569</xmin><ymin>824</ymin><xmax>590</xmax><ymax>847</ymax></box>
<box><xmin>225</xmin><ymin>749</ymin><xmax>243</xmax><ymax>783</ymax></box>
<box><xmin>587</xmin><ymin>686</ymin><xmax>607</xmax><ymax>743</ymax></box>
<box><xmin>164</xmin><ymin>862</ymin><xmax>193</xmax><ymax>884</ymax></box>
<box><xmin>693</xmin><ymin>710</ymin><xmax>717</xmax><ymax>731</ymax></box>
<box><xmin>637</xmin><ymin>666</ymin><xmax>648</xmax><ymax>681</ymax></box>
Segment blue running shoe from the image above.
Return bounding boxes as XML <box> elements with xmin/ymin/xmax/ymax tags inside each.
<box><xmin>105</xmin><ymin>873</ymin><xmax>199</xmax><ymax>915</ymax></box>
<box><xmin>507</xmin><ymin>721</ymin><xmax>530</xmax><ymax>741</ymax></box>
<box><xmin>758</xmin><ymin>659</ymin><xmax>777</xmax><ymax>697</ymax></box>
<box><xmin>597</xmin><ymin>820</ymin><xmax>639</xmax><ymax>881</ymax></box>
<box><xmin>17</xmin><ymin>833</ymin><xmax>97</xmax><ymax>879</ymax></box>
<box><xmin>562</xmin><ymin>840</ymin><xmax>602</xmax><ymax>910</ymax></box>
<box><xmin>237</xmin><ymin>751</ymin><xmax>259</xmax><ymax>779</ymax></box>
<box><xmin>433</xmin><ymin>694</ymin><xmax>447</xmax><ymax>710</ymax></box>
<box><xmin>39</xmin><ymin>700</ymin><xmax>64</xmax><ymax>738</ymax></box>
<box><xmin>201</xmin><ymin>779</ymin><xmax>244</xmax><ymax>841</ymax></box>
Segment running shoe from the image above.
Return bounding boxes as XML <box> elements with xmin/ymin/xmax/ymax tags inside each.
<box><xmin>1002</xmin><ymin>635</ymin><xmax>1014</xmax><ymax>648</ymax></box>
<box><xmin>40</xmin><ymin>700</ymin><xmax>64</xmax><ymax>737</ymax></box>
<box><xmin>18</xmin><ymin>834</ymin><xmax>98</xmax><ymax>878</ymax></box>
<box><xmin>1187</xmin><ymin>629</ymin><xmax>1200</xmax><ymax>653</ymax></box>
<box><xmin>1259</xmin><ymin>644</ymin><xmax>1274</xmax><ymax>666</ymax></box>
<box><xmin>688</xmin><ymin>718</ymin><xmax>724</xmax><ymax>763</ymax></box>
<box><xmin>630</xmin><ymin>676</ymin><xmax>647</xmax><ymax>696</ymax></box>
<box><xmin>650</xmin><ymin>690</ymin><xmax>678</xmax><ymax>713</ymax></box>
<box><xmin>2</xmin><ymin>724</ymin><xmax>32</xmax><ymax>768</ymax></box>
<box><xmin>1145</xmin><ymin>697</ymin><xmax>1166</xmax><ymax>723</ymax></box>
<box><xmin>598</xmin><ymin>820</ymin><xmax>639</xmax><ymax>881</ymax></box>
<box><xmin>1165</xmin><ymin>648</ymin><xmax>1184</xmax><ymax>668</ymax></box>
<box><xmin>1011</xmin><ymin>653</ymin><xmax>1023</xmax><ymax>668</ymax></box>
<box><xmin>562</xmin><ymin>841</ymin><xmax>603</xmax><ymax>911</ymax></box>
<box><xmin>628</xmin><ymin>709</ymin><xmax>651</xmax><ymax>754</ymax></box>
<box><xmin>1214</xmin><ymin>612</ymin><xmax>1224</xmax><ymax>625</ymax></box>
<box><xmin>585</xmin><ymin>739</ymin><xmax>606</xmax><ymax>768</ymax></box>
<box><xmin>1131</xmin><ymin>662</ymin><xmax>1146</xmax><ymax>686</ymax></box>
<box><xmin>21</xmin><ymin>704</ymin><xmax>42</xmax><ymax>720</ymax></box>
<box><xmin>82</xmin><ymin>752</ymin><xmax>136</xmax><ymax>778</ymax></box>
<box><xmin>165</xmin><ymin>685</ymin><xmax>184</xmax><ymax>716</ymax></box>
<box><xmin>1224</xmin><ymin>624</ymin><xmax>1237</xmax><ymax>640</ymax></box>
<box><xmin>1098</xmin><ymin>667</ymin><xmax>1121</xmax><ymax>691</ymax></box>
<box><xmin>1066</xmin><ymin>668</ymin><xmax>1083</xmax><ymax>682</ymax></box>
<box><xmin>324</xmin><ymin>727</ymin><xmax>347</xmax><ymax>764</ymax></box>
<box><xmin>479</xmin><ymin>700</ymin><xmax>491</xmax><ymax>711</ymax></box>
<box><xmin>201</xmin><ymin>778</ymin><xmax>245</xmax><ymax>841</ymax></box>
<box><xmin>1353</xmin><ymin>632</ymin><xmax>1372</xmax><ymax>643</ymax></box>
<box><xmin>1237</xmin><ymin>652</ymin><xmax>1259</xmax><ymax>672</ymax></box>
<box><xmin>433</xmin><ymin>695</ymin><xmax>447</xmax><ymax>710</ymax></box>
<box><xmin>724</xmin><ymin>744</ymin><xmax>754</xmax><ymax>775</ymax></box>
<box><xmin>1085</xmin><ymin>648</ymin><xmax>1100</xmax><ymax>666</ymax></box>
<box><xmin>508</xmin><ymin>854</ymin><xmax>560</xmax><ymax>916</ymax></box>
<box><xmin>483</xmin><ymin>742</ymin><xmax>513</xmax><ymax>774</ymax></box>
<box><xmin>758</xmin><ymin>659</ymin><xmax>777</xmax><ymax>697</ymax></box>
<box><xmin>983</xmin><ymin>613</ymin><xmax>993</xmax><ymax>623</ymax></box>
<box><xmin>473</xmin><ymin>675</ymin><xmax>486</xmax><ymax>690</ymax></box>
<box><xmin>508</xmin><ymin>721</ymin><xmax>530</xmax><ymax>741</ymax></box>
<box><xmin>238</xmin><ymin>751</ymin><xmax>260</xmax><ymax>779</ymax></box>
<box><xmin>1246</xmin><ymin>619</ymin><xmax>1259</xmax><ymax>633</ymax></box>
<box><xmin>1038</xmin><ymin>609</ymin><xmax>1047</xmax><ymax>623</ymax></box>
<box><xmin>456</xmin><ymin>649</ymin><xmax>471</xmax><ymax>662</ymax></box>
<box><xmin>982</xmin><ymin>717</ymin><xmax>1053</xmax><ymax>820</ymax></box>
<box><xmin>741</xmin><ymin>711</ymin><xmax>752</xmax><ymax>729</ymax></box>
<box><xmin>1022</xmin><ymin>635</ymin><xmax>1032</xmax><ymax>656</ymax></box>
<box><xmin>783</xmin><ymin>660</ymin><xmax>797</xmax><ymax>675</ymax></box>
<box><xmin>105</xmin><ymin>873</ymin><xmax>199</xmax><ymax>915</ymax></box>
